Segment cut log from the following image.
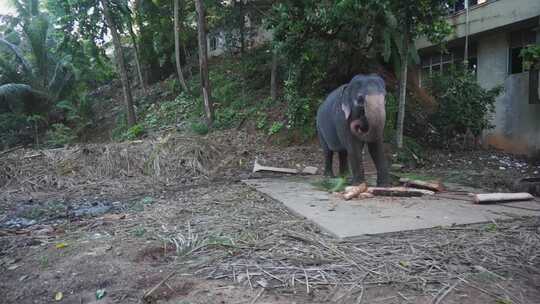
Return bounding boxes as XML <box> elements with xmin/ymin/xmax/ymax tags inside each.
<box><xmin>252</xmin><ymin>160</ymin><xmax>318</xmax><ymax>175</ymax></box>
<box><xmin>343</xmin><ymin>183</ymin><xmax>368</xmax><ymax>200</ymax></box>
<box><xmin>358</xmin><ymin>192</ymin><xmax>375</xmax><ymax>199</ymax></box>
<box><xmin>399</xmin><ymin>178</ymin><xmax>444</xmax><ymax>192</ymax></box>
<box><xmin>473</xmin><ymin>193</ymin><xmax>534</xmax><ymax>204</ymax></box>
<box><xmin>301</xmin><ymin>166</ymin><xmax>318</xmax><ymax>175</ymax></box>
<box><xmin>367</xmin><ymin>187</ymin><xmax>435</xmax><ymax>197</ymax></box>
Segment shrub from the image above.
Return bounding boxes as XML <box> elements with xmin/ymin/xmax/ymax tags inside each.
<box><xmin>0</xmin><ymin>113</ymin><xmax>32</xmax><ymax>148</ymax></box>
<box><xmin>268</xmin><ymin>121</ymin><xmax>284</xmax><ymax>136</ymax></box>
<box><xmin>425</xmin><ymin>67</ymin><xmax>502</xmax><ymax>147</ymax></box>
<box><xmin>283</xmin><ymin>71</ymin><xmax>320</xmax><ymax>140</ymax></box>
<box><xmin>124</xmin><ymin>124</ymin><xmax>145</xmax><ymax>140</ymax></box>
<box><xmin>142</xmin><ymin>93</ymin><xmax>199</xmax><ymax>130</ymax></box>
<box><xmin>45</xmin><ymin>123</ymin><xmax>77</xmax><ymax>147</ymax></box>
<box><xmin>383</xmin><ymin>93</ymin><xmax>398</xmax><ymax>141</ymax></box>
<box><xmin>190</xmin><ymin>121</ymin><xmax>209</xmax><ymax>135</ymax></box>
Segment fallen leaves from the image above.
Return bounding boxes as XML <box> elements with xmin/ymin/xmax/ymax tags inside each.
<box><xmin>55</xmin><ymin>242</ymin><xmax>68</xmax><ymax>249</ymax></box>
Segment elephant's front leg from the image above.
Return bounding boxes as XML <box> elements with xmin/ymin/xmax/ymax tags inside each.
<box><xmin>347</xmin><ymin>141</ymin><xmax>365</xmax><ymax>185</ymax></box>
<box><xmin>367</xmin><ymin>141</ymin><xmax>389</xmax><ymax>187</ymax></box>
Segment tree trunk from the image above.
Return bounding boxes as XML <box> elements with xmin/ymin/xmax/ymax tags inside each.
<box><xmin>270</xmin><ymin>50</ymin><xmax>278</xmax><ymax>101</ymax></box>
<box><xmin>127</xmin><ymin>21</ymin><xmax>146</xmax><ymax>93</ymax></box>
<box><xmin>134</xmin><ymin>0</ymin><xmax>160</xmax><ymax>84</ymax></box>
<box><xmin>395</xmin><ymin>27</ymin><xmax>409</xmax><ymax>149</ymax></box>
<box><xmin>195</xmin><ymin>0</ymin><xmax>214</xmax><ymax>126</ymax></box>
<box><xmin>239</xmin><ymin>1</ymin><xmax>245</xmax><ymax>55</ymax></box>
<box><xmin>174</xmin><ymin>0</ymin><xmax>189</xmax><ymax>93</ymax></box>
<box><xmin>101</xmin><ymin>0</ymin><xmax>137</xmax><ymax>127</ymax></box>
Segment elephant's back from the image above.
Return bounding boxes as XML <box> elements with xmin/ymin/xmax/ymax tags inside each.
<box><xmin>316</xmin><ymin>85</ymin><xmax>346</xmax><ymax>151</ymax></box>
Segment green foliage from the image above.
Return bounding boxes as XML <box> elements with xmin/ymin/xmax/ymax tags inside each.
<box><xmin>520</xmin><ymin>44</ymin><xmax>540</xmax><ymax>71</ymax></box>
<box><xmin>312</xmin><ymin>177</ymin><xmax>348</xmax><ymax>193</ymax></box>
<box><xmin>255</xmin><ymin>112</ymin><xmax>267</xmax><ymax>129</ymax></box>
<box><xmin>54</xmin><ymin>97</ymin><xmax>94</xmax><ymax>134</ymax></box>
<box><xmin>143</xmin><ymin>93</ymin><xmax>199</xmax><ymax>129</ymax></box>
<box><xmin>268</xmin><ymin>0</ymin><xmax>453</xmax><ymax>140</ymax></box>
<box><xmin>124</xmin><ymin>124</ymin><xmax>145</xmax><ymax>140</ymax></box>
<box><xmin>190</xmin><ymin>121</ymin><xmax>209</xmax><ymax>135</ymax></box>
<box><xmin>0</xmin><ymin>113</ymin><xmax>31</xmax><ymax>148</ymax></box>
<box><xmin>383</xmin><ymin>93</ymin><xmax>398</xmax><ymax>141</ymax></box>
<box><xmin>426</xmin><ymin>67</ymin><xmax>503</xmax><ymax>146</ymax></box>
<box><xmin>209</xmin><ymin>61</ymin><xmax>251</xmax><ymax>129</ymax></box>
<box><xmin>45</xmin><ymin>123</ymin><xmax>76</xmax><ymax>147</ymax></box>
<box><xmin>112</xmin><ymin>114</ymin><xmax>145</xmax><ymax>141</ymax></box>
<box><xmin>268</xmin><ymin>121</ymin><xmax>284</xmax><ymax>136</ymax></box>
<box><xmin>132</xmin><ymin>226</ymin><xmax>147</xmax><ymax>237</ymax></box>
<box><xmin>485</xmin><ymin>223</ymin><xmax>498</xmax><ymax>232</ymax></box>
<box><xmin>393</xmin><ymin>136</ymin><xmax>425</xmax><ymax>167</ymax></box>
<box><xmin>283</xmin><ymin>70</ymin><xmax>319</xmax><ymax>140</ymax></box>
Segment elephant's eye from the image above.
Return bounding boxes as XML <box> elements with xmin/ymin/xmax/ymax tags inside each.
<box><xmin>354</xmin><ymin>95</ymin><xmax>364</xmax><ymax>106</ymax></box>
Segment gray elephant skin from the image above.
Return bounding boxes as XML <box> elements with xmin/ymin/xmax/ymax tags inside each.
<box><xmin>316</xmin><ymin>74</ymin><xmax>389</xmax><ymax>186</ymax></box>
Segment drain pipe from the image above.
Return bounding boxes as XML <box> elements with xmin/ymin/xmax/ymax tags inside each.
<box><xmin>464</xmin><ymin>0</ymin><xmax>470</xmax><ymax>66</ymax></box>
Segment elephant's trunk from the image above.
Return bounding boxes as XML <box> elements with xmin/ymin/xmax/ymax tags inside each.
<box><xmin>350</xmin><ymin>94</ymin><xmax>386</xmax><ymax>142</ymax></box>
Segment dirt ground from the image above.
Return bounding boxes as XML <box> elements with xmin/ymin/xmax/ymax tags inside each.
<box><xmin>1</xmin><ymin>130</ymin><xmax>539</xmax><ymax>304</ymax></box>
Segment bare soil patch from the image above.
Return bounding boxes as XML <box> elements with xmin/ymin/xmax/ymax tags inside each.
<box><xmin>1</xmin><ymin>131</ymin><xmax>539</xmax><ymax>303</ymax></box>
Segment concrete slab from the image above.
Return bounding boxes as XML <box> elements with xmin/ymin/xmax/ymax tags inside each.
<box><xmin>243</xmin><ymin>177</ymin><xmax>540</xmax><ymax>239</ymax></box>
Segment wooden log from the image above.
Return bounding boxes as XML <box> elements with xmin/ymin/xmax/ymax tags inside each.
<box><xmin>367</xmin><ymin>187</ymin><xmax>435</xmax><ymax>197</ymax></box>
<box><xmin>252</xmin><ymin>160</ymin><xmax>298</xmax><ymax>174</ymax></box>
<box><xmin>399</xmin><ymin>178</ymin><xmax>444</xmax><ymax>192</ymax></box>
<box><xmin>301</xmin><ymin>166</ymin><xmax>318</xmax><ymax>175</ymax></box>
<box><xmin>473</xmin><ymin>193</ymin><xmax>534</xmax><ymax>204</ymax></box>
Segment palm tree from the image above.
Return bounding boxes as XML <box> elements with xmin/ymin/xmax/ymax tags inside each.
<box><xmin>0</xmin><ymin>0</ymin><xmax>73</xmax><ymax>114</ymax></box>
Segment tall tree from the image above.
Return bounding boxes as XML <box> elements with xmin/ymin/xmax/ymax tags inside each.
<box><xmin>194</xmin><ymin>0</ymin><xmax>213</xmax><ymax>125</ymax></box>
<box><xmin>173</xmin><ymin>0</ymin><xmax>189</xmax><ymax>93</ymax></box>
<box><xmin>270</xmin><ymin>49</ymin><xmax>278</xmax><ymax>101</ymax></box>
<box><xmin>389</xmin><ymin>1</ymin><xmax>451</xmax><ymax>148</ymax></box>
<box><xmin>101</xmin><ymin>0</ymin><xmax>136</xmax><ymax>127</ymax></box>
<box><xmin>126</xmin><ymin>16</ymin><xmax>146</xmax><ymax>92</ymax></box>
<box><xmin>395</xmin><ymin>12</ymin><xmax>410</xmax><ymax>149</ymax></box>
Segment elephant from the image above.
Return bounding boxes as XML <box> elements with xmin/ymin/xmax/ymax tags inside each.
<box><xmin>316</xmin><ymin>74</ymin><xmax>389</xmax><ymax>186</ymax></box>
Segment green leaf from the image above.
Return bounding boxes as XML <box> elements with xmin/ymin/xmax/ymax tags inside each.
<box><xmin>55</xmin><ymin>242</ymin><xmax>68</xmax><ymax>249</ymax></box>
<box><xmin>140</xmin><ymin>197</ymin><xmax>154</xmax><ymax>205</ymax></box>
<box><xmin>96</xmin><ymin>289</ymin><xmax>106</xmax><ymax>300</ymax></box>
<box><xmin>399</xmin><ymin>260</ymin><xmax>409</xmax><ymax>267</ymax></box>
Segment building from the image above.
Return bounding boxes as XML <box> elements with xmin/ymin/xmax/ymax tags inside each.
<box><xmin>416</xmin><ymin>0</ymin><xmax>540</xmax><ymax>157</ymax></box>
<box><xmin>207</xmin><ymin>0</ymin><xmax>272</xmax><ymax>57</ymax></box>
<box><xmin>208</xmin><ymin>25</ymin><xmax>271</xmax><ymax>57</ymax></box>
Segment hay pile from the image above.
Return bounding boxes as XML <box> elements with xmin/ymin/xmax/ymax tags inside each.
<box><xmin>0</xmin><ymin>134</ymin><xmax>232</xmax><ymax>194</ymax></box>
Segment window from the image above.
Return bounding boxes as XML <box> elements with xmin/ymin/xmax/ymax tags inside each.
<box><xmin>209</xmin><ymin>36</ymin><xmax>218</xmax><ymax>51</ymax></box>
<box><xmin>419</xmin><ymin>45</ymin><xmax>477</xmax><ymax>86</ymax></box>
<box><xmin>508</xmin><ymin>29</ymin><xmax>536</xmax><ymax>75</ymax></box>
<box><xmin>447</xmin><ymin>0</ymin><xmax>487</xmax><ymax>15</ymax></box>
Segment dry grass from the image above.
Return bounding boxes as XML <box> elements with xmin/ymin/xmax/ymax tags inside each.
<box><xmin>126</xmin><ymin>182</ymin><xmax>540</xmax><ymax>303</ymax></box>
<box><xmin>0</xmin><ymin>134</ymin><xmax>232</xmax><ymax>194</ymax></box>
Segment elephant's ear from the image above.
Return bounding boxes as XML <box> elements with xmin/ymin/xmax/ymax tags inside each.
<box><xmin>340</xmin><ymin>85</ymin><xmax>351</xmax><ymax>119</ymax></box>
